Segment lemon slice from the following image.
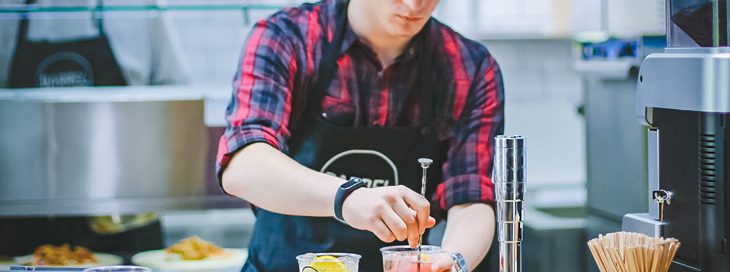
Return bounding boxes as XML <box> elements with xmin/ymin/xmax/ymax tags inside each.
<box><xmin>309</xmin><ymin>255</ymin><xmax>348</xmax><ymax>272</ymax></box>
<box><xmin>418</xmin><ymin>253</ymin><xmax>432</xmax><ymax>261</ymax></box>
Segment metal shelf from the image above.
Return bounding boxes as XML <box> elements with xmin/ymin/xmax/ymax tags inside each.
<box><xmin>0</xmin><ymin>2</ymin><xmax>304</xmax><ymax>23</ymax></box>
<box><xmin>0</xmin><ymin>4</ymin><xmax>288</xmax><ymax>14</ymax></box>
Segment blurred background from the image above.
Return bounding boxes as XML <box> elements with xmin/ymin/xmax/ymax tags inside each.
<box><xmin>0</xmin><ymin>0</ymin><xmax>667</xmax><ymax>271</ymax></box>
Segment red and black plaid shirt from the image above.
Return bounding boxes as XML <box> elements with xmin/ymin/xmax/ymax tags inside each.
<box><xmin>217</xmin><ymin>0</ymin><xmax>505</xmax><ymax>212</ymax></box>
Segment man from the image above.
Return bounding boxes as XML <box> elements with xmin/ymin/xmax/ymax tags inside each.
<box><xmin>217</xmin><ymin>0</ymin><xmax>504</xmax><ymax>271</ymax></box>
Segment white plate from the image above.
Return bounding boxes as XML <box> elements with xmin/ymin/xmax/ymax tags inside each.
<box><xmin>13</xmin><ymin>252</ymin><xmax>123</xmax><ymax>267</ymax></box>
<box><xmin>0</xmin><ymin>259</ymin><xmax>15</xmax><ymax>270</ymax></box>
<box><xmin>131</xmin><ymin>248</ymin><xmax>247</xmax><ymax>271</ymax></box>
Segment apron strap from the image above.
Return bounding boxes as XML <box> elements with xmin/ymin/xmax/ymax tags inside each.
<box><xmin>420</xmin><ymin>23</ymin><xmax>437</xmax><ymax>124</ymax></box>
<box><xmin>394</xmin><ymin>21</ymin><xmax>437</xmax><ymax>126</ymax></box>
<box><xmin>16</xmin><ymin>0</ymin><xmax>108</xmax><ymax>44</ymax></box>
<box><xmin>15</xmin><ymin>0</ymin><xmax>36</xmax><ymax>44</ymax></box>
<box><xmin>94</xmin><ymin>0</ymin><xmax>108</xmax><ymax>37</ymax></box>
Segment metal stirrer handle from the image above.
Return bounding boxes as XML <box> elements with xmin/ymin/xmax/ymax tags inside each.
<box><xmin>416</xmin><ymin>158</ymin><xmax>433</xmax><ymax>272</ymax></box>
<box><xmin>418</xmin><ymin>158</ymin><xmax>432</xmax><ymax>196</ymax></box>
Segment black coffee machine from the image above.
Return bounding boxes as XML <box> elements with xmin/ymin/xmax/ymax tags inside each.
<box><xmin>623</xmin><ymin>0</ymin><xmax>730</xmax><ymax>271</ymax></box>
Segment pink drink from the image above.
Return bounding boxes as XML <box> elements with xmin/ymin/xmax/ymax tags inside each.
<box><xmin>382</xmin><ymin>255</ymin><xmax>435</xmax><ymax>272</ymax></box>
<box><xmin>381</xmin><ymin>246</ymin><xmax>444</xmax><ymax>272</ymax></box>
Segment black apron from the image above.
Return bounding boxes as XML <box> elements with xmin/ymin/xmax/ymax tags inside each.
<box><xmin>0</xmin><ymin>0</ymin><xmax>160</xmax><ymax>259</ymax></box>
<box><xmin>242</xmin><ymin>2</ymin><xmax>446</xmax><ymax>271</ymax></box>
<box><xmin>7</xmin><ymin>0</ymin><xmax>126</xmax><ymax>87</ymax></box>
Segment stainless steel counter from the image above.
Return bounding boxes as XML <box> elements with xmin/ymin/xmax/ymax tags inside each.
<box><xmin>0</xmin><ymin>85</ymin><xmax>245</xmax><ymax>216</ymax></box>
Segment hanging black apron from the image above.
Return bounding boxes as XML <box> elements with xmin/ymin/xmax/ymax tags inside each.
<box><xmin>242</xmin><ymin>2</ymin><xmax>446</xmax><ymax>271</ymax></box>
<box><xmin>7</xmin><ymin>0</ymin><xmax>126</xmax><ymax>87</ymax></box>
<box><xmin>0</xmin><ymin>0</ymin><xmax>161</xmax><ymax>259</ymax></box>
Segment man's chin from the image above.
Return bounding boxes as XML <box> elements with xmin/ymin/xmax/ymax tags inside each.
<box><xmin>386</xmin><ymin>25</ymin><xmax>425</xmax><ymax>38</ymax></box>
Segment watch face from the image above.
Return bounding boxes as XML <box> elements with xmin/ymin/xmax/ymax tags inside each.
<box><xmin>341</xmin><ymin>178</ymin><xmax>362</xmax><ymax>189</ymax></box>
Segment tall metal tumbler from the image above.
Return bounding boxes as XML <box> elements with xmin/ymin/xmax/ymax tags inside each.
<box><xmin>494</xmin><ymin>135</ymin><xmax>526</xmax><ymax>272</ymax></box>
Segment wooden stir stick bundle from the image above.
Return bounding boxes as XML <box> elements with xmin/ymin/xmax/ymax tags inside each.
<box><xmin>587</xmin><ymin>232</ymin><xmax>681</xmax><ymax>272</ymax></box>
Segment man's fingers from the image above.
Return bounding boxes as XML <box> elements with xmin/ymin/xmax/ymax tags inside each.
<box><xmin>427</xmin><ymin>216</ymin><xmax>437</xmax><ymax>228</ymax></box>
<box><xmin>402</xmin><ymin>189</ymin><xmax>430</xmax><ymax>234</ymax></box>
<box><xmin>393</xmin><ymin>199</ymin><xmax>420</xmax><ymax>246</ymax></box>
<box><xmin>382</xmin><ymin>208</ymin><xmax>408</xmax><ymax>242</ymax></box>
<box><xmin>371</xmin><ymin>219</ymin><xmax>397</xmax><ymax>243</ymax></box>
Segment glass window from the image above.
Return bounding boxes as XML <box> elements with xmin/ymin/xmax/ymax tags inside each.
<box><xmin>669</xmin><ymin>0</ymin><xmax>729</xmax><ymax>47</ymax></box>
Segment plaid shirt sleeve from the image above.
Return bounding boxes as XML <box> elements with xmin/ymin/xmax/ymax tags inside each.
<box><xmin>434</xmin><ymin>52</ymin><xmax>505</xmax><ymax>211</ymax></box>
<box><xmin>216</xmin><ymin>18</ymin><xmax>299</xmax><ymax>183</ymax></box>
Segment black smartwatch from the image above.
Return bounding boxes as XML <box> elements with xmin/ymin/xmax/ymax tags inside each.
<box><xmin>334</xmin><ymin>177</ymin><xmax>367</xmax><ymax>224</ymax></box>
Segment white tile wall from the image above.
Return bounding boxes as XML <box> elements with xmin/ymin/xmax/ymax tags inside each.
<box><xmin>435</xmin><ymin>0</ymin><xmax>573</xmax><ymax>38</ymax></box>
<box><xmin>168</xmin><ymin>9</ymin><xmax>252</xmax><ymax>85</ymax></box>
<box><xmin>483</xmin><ymin>39</ymin><xmax>586</xmax><ymax>188</ymax></box>
<box><xmin>168</xmin><ymin>8</ymin><xmax>587</xmax><ymax>188</ymax></box>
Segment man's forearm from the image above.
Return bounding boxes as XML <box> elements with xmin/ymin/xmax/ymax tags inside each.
<box><xmin>221</xmin><ymin>142</ymin><xmax>344</xmax><ymax>217</ymax></box>
<box><xmin>441</xmin><ymin>203</ymin><xmax>495</xmax><ymax>269</ymax></box>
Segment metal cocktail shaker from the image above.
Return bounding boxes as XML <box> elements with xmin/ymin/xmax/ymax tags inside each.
<box><xmin>494</xmin><ymin>135</ymin><xmax>526</xmax><ymax>272</ymax></box>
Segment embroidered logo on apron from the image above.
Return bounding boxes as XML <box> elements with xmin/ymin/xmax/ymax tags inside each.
<box><xmin>35</xmin><ymin>51</ymin><xmax>94</xmax><ymax>87</ymax></box>
<box><xmin>319</xmin><ymin>149</ymin><xmax>399</xmax><ymax>188</ymax></box>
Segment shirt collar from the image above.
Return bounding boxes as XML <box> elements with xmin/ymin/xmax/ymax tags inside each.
<box><xmin>339</xmin><ymin>18</ymin><xmax>433</xmax><ymax>64</ymax></box>
<box><xmin>339</xmin><ymin>24</ymin><xmax>360</xmax><ymax>54</ymax></box>
<box><xmin>328</xmin><ymin>0</ymin><xmax>432</xmax><ymax>63</ymax></box>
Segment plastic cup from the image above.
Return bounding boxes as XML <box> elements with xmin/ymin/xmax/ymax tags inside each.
<box><xmin>296</xmin><ymin>252</ymin><xmax>361</xmax><ymax>272</ymax></box>
<box><xmin>380</xmin><ymin>245</ymin><xmax>467</xmax><ymax>272</ymax></box>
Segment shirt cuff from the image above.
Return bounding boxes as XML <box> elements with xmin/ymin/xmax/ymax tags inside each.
<box><xmin>216</xmin><ymin>125</ymin><xmax>287</xmax><ymax>193</ymax></box>
<box><xmin>432</xmin><ymin>174</ymin><xmax>495</xmax><ymax>219</ymax></box>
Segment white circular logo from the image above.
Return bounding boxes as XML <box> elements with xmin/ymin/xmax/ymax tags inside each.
<box><xmin>320</xmin><ymin>149</ymin><xmax>399</xmax><ymax>187</ymax></box>
<box><xmin>35</xmin><ymin>51</ymin><xmax>94</xmax><ymax>87</ymax></box>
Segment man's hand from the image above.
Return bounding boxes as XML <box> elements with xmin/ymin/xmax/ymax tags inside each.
<box><xmin>342</xmin><ymin>185</ymin><xmax>436</xmax><ymax>247</ymax></box>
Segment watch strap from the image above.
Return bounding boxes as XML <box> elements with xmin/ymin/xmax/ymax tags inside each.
<box><xmin>451</xmin><ymin>252</ymin><xmax>469</xmax><ymax>272</ymax></box>
<box><xmin>334</xmin><ymin>177</ymin><xmax>365</xmax><ymax>224</ymax></box>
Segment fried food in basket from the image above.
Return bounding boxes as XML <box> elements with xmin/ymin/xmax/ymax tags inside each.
<box><xmin>28</xmin><ymin>244</ymin><xmax>97</xmax><ymax>266</ymax></box>
<box><xmin>165</xmin><ymin>236</ymin><xmax>224</xmax><ymax>260</ymax></box>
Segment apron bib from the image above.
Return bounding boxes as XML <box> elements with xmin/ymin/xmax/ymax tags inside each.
<box><xmin>243</xmin><ymin>2</ymin><xmax>446</xmax><ymax>271</ymax></box>
<box><xmin>8</xmin><ymin>0</ymin><xmax>126</xmax><ymax>87</ymax></box>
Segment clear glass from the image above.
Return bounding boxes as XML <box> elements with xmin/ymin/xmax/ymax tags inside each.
<box><xmin>380</xmin><ymin>245</ymin><xmax>452</xmax><ymax>272</ymax></box>
<box><xmin>296</xmin><ymin>253</ymin><xmax>361</xmax><ymax>272</ymax></box>
<box><xmin>82</xmin><ymin>266</ymin><xmax>151</xmax><ymax>272</ymax></box>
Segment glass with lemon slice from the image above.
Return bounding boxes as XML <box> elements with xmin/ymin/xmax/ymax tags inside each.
<box><xmin>296</xmin><ymin>253</ymin><xmax>361</xmax><ymax>272</ymax></box>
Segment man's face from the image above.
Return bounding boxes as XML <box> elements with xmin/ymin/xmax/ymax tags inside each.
<box><xmin>370</xmin><ymin>0</ymin><xmax>440</xmax><ymax>37</ymax></box>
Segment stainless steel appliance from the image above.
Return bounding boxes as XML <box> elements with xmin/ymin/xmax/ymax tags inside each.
<box><xmin>578</xmin><ymin>36</ymin><xmax>667</xmax><ymax>272</ymax></box>
<box><xmin>0</xmin><ymin>86</ymin><xmax>244</xmax><ymax>217</ymax></box>
<box><xmin>623</xmin><ymin>0</ymin><xmax>730</xmax><ymax>271</ymax></box>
